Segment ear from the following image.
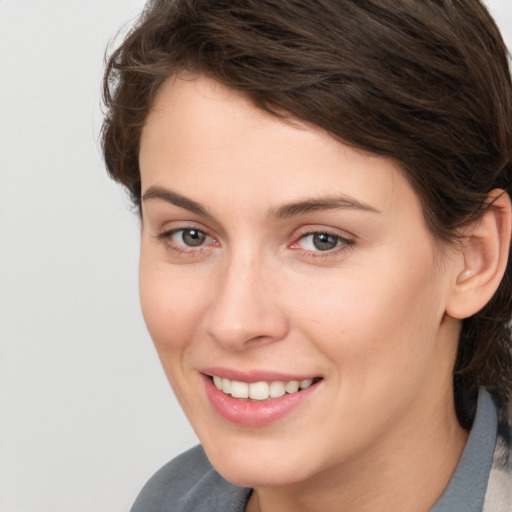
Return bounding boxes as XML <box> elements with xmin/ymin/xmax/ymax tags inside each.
<box><xmin>446</xmin><ymin>190</ymin><xmax>512</xmax><ymax>320</ymax></box>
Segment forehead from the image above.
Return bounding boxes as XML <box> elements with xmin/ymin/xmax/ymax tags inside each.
<box><xmin>140</xmin><ymin>75</ymin><xmax>418</xmax><ymax>222</ymax></box>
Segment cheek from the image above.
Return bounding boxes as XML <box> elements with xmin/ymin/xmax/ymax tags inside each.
<box><xmin>139</xmin><ymin>258</ymin><xmax>217</xmax><ymax>423</ymax></box>
<box><xmin>293</xmin><ymin>251</ymin><xmax>445</xmax><ymax>384</ymax></box>
<box><xmin>139</xmin><ymin>260</ymin><xmax>207</xmax><ymax>355</ymax></box>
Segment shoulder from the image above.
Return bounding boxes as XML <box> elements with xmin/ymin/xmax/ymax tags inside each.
<box><xmin>130</xmin><ymin>445</ymin><xmax>251</xmax><ymax>512</ymax></box>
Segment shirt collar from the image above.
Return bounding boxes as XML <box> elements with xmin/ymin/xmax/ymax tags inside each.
<box><xmin>429</xmin><ymin>389</ymin><xmax>497</xmax><ymax>512</ymax></box>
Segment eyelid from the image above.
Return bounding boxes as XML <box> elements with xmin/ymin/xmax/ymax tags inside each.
<box><xmin>155</xmin><ymin>223</ymin><xmax>219</xmax><ymax>254</ymax></box>
<box><xmin>291</xmin><ymin>225</ymin><xmax>355</xmax><ymax>243</ymax></box>
<box><xmin>289</xmin><ymin>226</ymin><xmax>355</xmax><ymax>256</ymax></box>
<box><xmin>167</xmin><ymin>228</ymin><xmax>214</xmax><ymax>246</ymax></box>
<box><xmin>156</xmin><ymin>219</ymin><xmax>215</xmax><ymax>238</ymax></box>
<box><xmin>294</xmin><ymin>232</ymin><xmax>351</xmax><ymax>248</ymax></box>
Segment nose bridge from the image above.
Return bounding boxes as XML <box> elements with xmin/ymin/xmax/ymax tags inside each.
<box><xmin>206</xmin><ymin>245</ymin><xmax>287</xmax><ymax>350</ymax></box>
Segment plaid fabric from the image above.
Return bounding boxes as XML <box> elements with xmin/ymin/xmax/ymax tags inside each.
<box><xmin>483</xmin><ymin>401</ymin><xmax>512</xmax><ymax>511</ymax></box>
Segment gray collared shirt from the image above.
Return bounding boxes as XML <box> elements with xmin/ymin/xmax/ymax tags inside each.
<box><xmin>430</xmin><ymin>389</ymin><xmax>497</xmax><ymax>512</ymax></box>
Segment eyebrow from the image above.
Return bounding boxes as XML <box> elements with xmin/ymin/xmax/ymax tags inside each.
<box><xmin>142</xmin><ymin>186</ymin><xmax>380</xmax><ymax>219</ymax></box>
<box><xmin>142</xmin><ymin>186</ymin><xmax>211</xmax><ymax>217</ymax></box>
<box><xmin>269</xmin><ymin>195</ymin><xmax>380</xmax><ymax>219</ymax></box>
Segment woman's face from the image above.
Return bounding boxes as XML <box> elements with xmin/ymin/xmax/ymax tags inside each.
<box><xmin>139</xmin><ymin>75</ymin><xmax>462</xmax><ymax>487</ymax></box>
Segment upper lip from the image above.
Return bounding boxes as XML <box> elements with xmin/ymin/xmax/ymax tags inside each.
<box><xmin>200</xmin><ymin>367</ymin><xmax>321</xmax><ymax>383</ymax></box>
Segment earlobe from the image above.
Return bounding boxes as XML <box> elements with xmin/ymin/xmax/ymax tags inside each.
<box><xmin>446</xmin><ymin>190</ymin><xmax>512</xmax><ymax>320</ymax></box>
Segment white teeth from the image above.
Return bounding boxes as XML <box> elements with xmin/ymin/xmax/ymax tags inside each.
<box><xmin>300</xmin><ymin>379</ymin><xmax>313</xmax><ymax>389</ymax></box>
<box><xmin>285</xmin><ymin>380</ymin><xmax>300</xmax><ymax>393</ymax></box>
<box><xmin>222</xmin><ymin>378</ymin><xmax>231</xmax><ymax>394</ymax></box>
<box><xmin>213</xmin><ymin>376</ymin><xmax>223</xmax><ymax>390</ymax></box>
<box><xmin>230</xmin><ymin>380</ymin><xmax>249</xmax><ymax>399</ymax></box>
<box><xmin>212</xmin><ymin>376</ymin><xmax>317</xmax><ymax>400</ymax></box>
<box><xmin>249</xmin><ymin>381</ymin><xmax>270</xmax><ymax>400</ymax></box>
<box><xmin>269</xmin><ymin>381</ymin><xmax>286</xmax><ymax>398</ymax></box>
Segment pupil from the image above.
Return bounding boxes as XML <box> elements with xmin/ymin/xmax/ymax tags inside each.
<box><xmin>183</xmin><ymin>229</ymin><xmax>206</xmax><ymax>247</ymax></box>
<box><xmin>313</xmin><ymin>233</ymin><xmax>338</xmax><ymax>251</ymax></box>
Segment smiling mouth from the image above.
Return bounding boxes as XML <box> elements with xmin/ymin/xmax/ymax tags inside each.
<box><xmin>209</xmin><ymin>375</ymin><xmax>323</xmax><ymax>401</ymax></box>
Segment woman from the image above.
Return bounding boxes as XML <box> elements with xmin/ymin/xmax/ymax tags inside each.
<box><xmin>102</xmin><ymin>1</ymin><xmax>512</xmax><ymax>510</ymax></box>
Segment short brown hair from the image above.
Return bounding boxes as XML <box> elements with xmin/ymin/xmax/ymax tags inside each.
<box><xmin>102</xmin><ymin>0</ymin><xmax>512</xmax><ymax>427</ymax></box>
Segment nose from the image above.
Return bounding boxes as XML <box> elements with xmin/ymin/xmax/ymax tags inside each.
<box><xmin>205</xmin><ymin>250</ymin><xmax>289</xmax><ymax>351</ymax></box>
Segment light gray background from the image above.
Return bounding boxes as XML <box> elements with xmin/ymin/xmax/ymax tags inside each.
<box><xmin>0</xmin><ymin>1</ymin><xmax>511</xmax><ymax>511</ymax></box>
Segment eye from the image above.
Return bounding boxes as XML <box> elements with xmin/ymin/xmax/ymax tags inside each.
<box><xmin>293</xmin><ymin>231</ymin><xmax>354</xmax><ymax>255</ymax></box>
<box><xmin>301</xmin><ymin>232</ymin><xmax>340</xmax><ymax>251</ymax></box>
<box><xmin>172</xmin><ymin>228</ymin><xmax>209</xmax><ymax>247</ymax></box>
<box><xmin>157</xmin><ymin>227</ymin><xmax>216</xmax><ymax>252</ymax></box>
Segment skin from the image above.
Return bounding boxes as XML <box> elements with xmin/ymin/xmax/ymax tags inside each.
<box><xmin>138</xmin><ymin>75</ymin><xmax>470</xmax><ymax>512</ymax></box>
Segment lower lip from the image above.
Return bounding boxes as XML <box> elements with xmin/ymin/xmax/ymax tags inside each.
<box><xmin>202</xmin><ymin>375</ymin><xmax>320</xmax><ymax>427</ymax></box>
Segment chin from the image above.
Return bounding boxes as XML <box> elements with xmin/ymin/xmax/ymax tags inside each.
<box><xmin>217</xmin><ymin>462</ymin><xmax>310</xmax><ymax>489</ymax></box>
<box><xmin>201</xmin><ymin>439</ymin><xmax>320</xmax><ymax>488</ymax></box>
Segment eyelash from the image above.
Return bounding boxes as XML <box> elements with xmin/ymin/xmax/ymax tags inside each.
<box><xmin>292</xmin><ymin>231</ymin><xmax>355</xmax><ymax>258</ymax></box>
<box><xmin>156</xmin><ymin>227</ymin><xmax>217</xmax><ymax>255</ymax></box>
<box><xmin>155</xmin><ymin>227</ymin><xmax>355</xmax><ymax>259</ymax></box>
